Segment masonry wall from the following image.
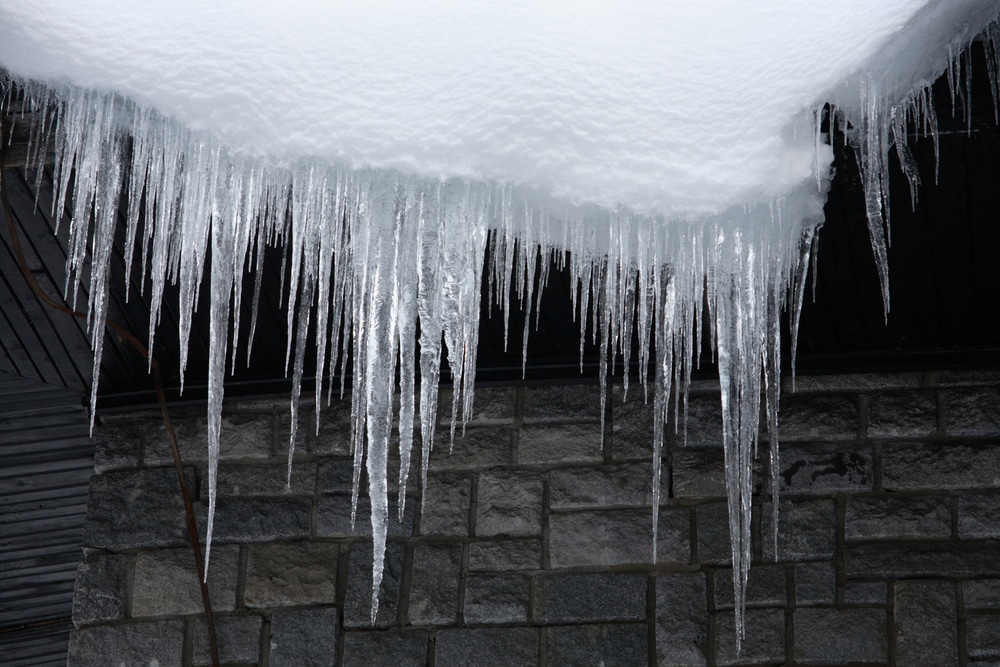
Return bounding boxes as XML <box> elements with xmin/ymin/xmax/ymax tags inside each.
<box><xmin>67</xmin><ymin>370</ymin><xmax>1000</xmax><ymax>666</ymax></box>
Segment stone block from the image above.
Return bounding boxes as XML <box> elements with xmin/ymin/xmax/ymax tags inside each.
<box><xmin>546</xmin><ymin>624</ymin><xmax>648</xmax><ymax>667</ymax></box>
<box><xmin>762</xmin><ymin>499</ymin><xmax>836</xmax><ymax>562</ymax></box>
<box><xmin>418</xmin><ymin>472</ymin><xmax>471</xmax><ymax>536</ymax></box>
<box><xmin>317</xmin><ymin>455</ymin><xmax>417</xmax><ymax>498</ymax></box>
<box><xmin>464</xmin><ymin>574</ymin><xmax>529</xmax><ymax>624</ymax></box>
<box><xmin>943</xmin><ymin>387</ymin><xmax>1000</xmax><ymax>436</ymax></box>
<box><xmin>882</xmin><ymin>442</ymin><xmax>1000</xmax><ymax>491</ymax></box>
<box><xmin>777</xmin><ymin>443</ymin><xmax>872</xmax><ymax>495</ymax></box>
<box><xmin>342</xmin><ymin>630</ymin><xmax>428</xmax><ymax>667</ymax></box>
<box><xmin>845</xmin><ymin>496</ymin><xmax>952</xmax><ymax>541</ymax></box>
<box><xmin>549</xmin><ymin>508</ymin><xmax>689</xmax><ymax>568</ymax></box>
<box><xmin>612</xmin><ymin>385</ymin><xmax>657</xmax><ymax>460</ymax></box>
<box><xmin>676</xmin><ymin>393</ymin><xmax>724</xmax><ymax>448</ymax></box>
<box><xmin>794</xmin><ymin>562</ymin><xmax>835</xmax><ymax>606</ymax></box>
<box><xmin>846</xmin><ymin>542</ymin><xmax>1000</xmax><ymax>578</ymax></box>
<box><xmin>779</xmin><ymin>394</ymin><xmax>858</xmax><ymax>441</ymax></box>
<box><xmin>434</xmin><ymin>627</ymin><xmax>538</xmax><ymax>666</ymax></box>
<box><xmin>145</xmin><ymin>412</ymin><xmax>274</xmax><ymax>465</ymax></box>
<box><xmin>83</xmin><ymin>467</ymin><xmax>194</xmax><ymax>550</ymax></box>
<box><xmin>843</xmin><ymin>582</ymin><xmax>887</xmax><ymax>605</ymax></box>
<box><xmin>198</xmin><ymin>497</ymin><xmax>311</xmax><ymax>544</ymax></box>
<box><xmin>344</xmin><ymin>541</ymin><xmax>404</xmax><ymax>629</ymax></box>
<box><xmin>959</xmin><ymin>494</ymin><xmax>1000</xmax><ymax>539</ymax></box>
<box><xmin>518</xmin><ymin>423</ymin><xmax>604</xmax><ymax>464</ymax></box>
<box><xmin>714</xmin><ymin>565</ymin><xmax>786</xmax><ymax>609</ymax></box>
<box><xmin>430</xmin><ymin>427</ymin><xmax>512</xmax><ymax>471</ymax></box>
<box><xmin>191</xmin><ymin>614</ymin><xmax>263</xmax><ymax>666</ymax></box>
<box><xmin>209</xmin><ymin>461</ymin><xmax>316</xmax><ymax>497</ymax></box>
<box><xmin>964</xmin><ymin>580</ymin><xmax>1000</xmax><ymax>609</ymax></box>
<box><xmin>714</xmin><ymin>608</ymin><xmax>785</xmax><ymax>666</ymax></box>
<box><xmin>315</xmin><ymin>495</ymin><xmax>415</xmax><ymax>538</ymax></box>
<box><xmin>269</xmin><ymin>607</ymin><xmax>338</xmax><ymax>667</ymax></box>
<box><xmin>655</xmin><ymin>573</ymin><xmax>708</xmax><ymax>667</ymax></box>
<box><xmin>793</xmin><ymin>608</ymin><xmax>887</xmax><ymax>665</ymax></box>
<box><xmin>244</xmin><ymin>541</ymin><xmax>338</xmax><ymax>608</ymax></box>
<box><xmin>438</xmin><ymin>386</ymin><xmax>517</xmax><ymax>424</ymax></box>
<box><xmin>305</xmin><ymin>401</ymin><xmax>352</xmax><ymax>455</ymax></box>
<box><xmin>522</xmin><ymin>383</ymin><xmax>602</xmax><ymax>423</ymax></box>
<box><xmin>867</xmin><ymin>391</ymin><xmax>938</xmax><ymax>438</ymax></box>
<box><xmin>131</xmin><ymin>546</ymin><xmax>238</xmax><ymax>617</ymax></box>
<box><xmin>92</xmin><ymin>418</ymin><xmax>141</xmax><ymax>472</ymax></box>
<box><xmin>782</xmin><ymin>372</ymin><xmax>922</xmax><ymax>393</ymax></box>
<box><xmin>696</xmin><ymin>502</ymin><xmax>733</xmax><ymax>565</ymax></box>
<box><xmin>72</xmin><ymin>552</ymin><xmax>128</xmax><ymax>625</ymax></box>
<box><xmin>550</xmin><ymin>462</ymin><xmax>662</xmax><ymax>508</ymax></box>
<box><xmin>467</xmin><ymin>539</ymin><xmax>542</xmax><ymax>572</ymax></box>
<box><xmin>533</xmin><ymin>572</ymin><xmax>647</xmax><ymax>623</ymax></box>
<box><xmin>967</xmin><ymin>615</ymin><xmax>1000</xmax><ymax>660</ymax></box>
<box><xmin>476</xmin><ymin>470</ymin><xmax>542</xmax><ymax>537</ymax></box>
<box><xmin>894</xmin><ymin>581</ymin><xmax>958</xmax><ymax>667</ymax></box>
<box><xmin>68</xmin><ymin>621</ymin><xmax>184</xmax><ymax>667</ymax></box>
<box><xmin>673</xmin><ymin>449</ymin><xmax>726</xmax><ymax>499</ymax></box>
<box><xmin>408</xmin><ymin>542</ymin><xmax>461</xmax><ymax>625</ymax></box>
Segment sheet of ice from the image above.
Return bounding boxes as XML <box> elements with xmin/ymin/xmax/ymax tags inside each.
<box><xmin>2</xmin><ymin>0</ymin><xmax>999</xmax><ymax>647</ymax></box>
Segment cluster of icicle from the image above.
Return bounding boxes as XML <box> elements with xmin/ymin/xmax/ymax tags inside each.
<box><xmin>4</xmin><ymin>23</ymin><xmax>1000</xmax><ymax>645</ymax></box>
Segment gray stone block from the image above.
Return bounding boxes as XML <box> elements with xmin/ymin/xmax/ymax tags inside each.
<box><xmin>344</xmin><ymin>541</ymin><xmax>404</xmax><ymax>629</ymax></box>
<box><xmin>316</xmin><ymin>495</ymin><xmax>415</xmax><ymax>538</ymax></box>
<box><xmin>845</xmin><ymin>496</ymin><xmax>952</xmax><ymax>541</ymax></box>
<box><xmin>210</xmin><ymin>461</ymin><xmax>316</xmax><ymax>497</ymax></box>
<box><xmin>793</xmin><ymin>608</ymin><xmax>887</xmax><ymax>665</ymax></box>
<box><xmin>431</xmin><ymin>427</ymin><xmax>512</xmax><ymax>471</ymax></box>
<box><xmin>418</xmin><ymin>472</ymin><xmax>471</xmax><ymax>536</ymax></box>
<box><xmin>191</xmin><ymin>614</ymin><xmax>263</xmax><ymax>666</ymax></box>
<box><xmin>546</xmin><ymin>624</ymin><xmax>648</xmax><ymax>667</ymax></box>
<box><xmin>72</xmin><ymin>552</ymin><xmax>128</xmax><ymax>625</ymax></box>
<box><xmin>83</xmin><ymin>467</ymin><xmax>194</xmax><ymax>550</ymax></box>
<box><xmin>533</xmin><ymin>572</ymin><xmax>646</xmax><ymax>623</ymax></box>
<box><xmin>714</xmin><ymin>608</ymin><xmax>785</xmax><ymax>666</ymax></box>
<box><xmin>843</xmin><ymin>581</ymin><xmax>887</xmax><ymax>605</ymax></box>
<box><xmin>467</xmin><ymin>539</ymin><xmax>542</xmax><ymax>572</ymax></box>
<box><xmin>675</xmin><ymin>393</ymin><xmax>724</xmax><ymax>448</ymax></box>
<box><xmin>145</xmin><ymin>412</ymin><xmax>274</xmax><ymax>465</ymax></box>
<box><xmin>782</xmin><ymin>372</ymin><xmax>922</xmax><ymax>393</ymax></box>
<box><xmin>612</xmin><ymin>385</ymin><xmax>657</xmax><ymax>460</ymax></box>
<box><xmin>964</xmin><ymin>580</ymin><xmax>1000</xmax><ymax>609</ymax></box>
<box><xmin>408</xmin><ymin>542</ymin><xmax>461</xmax><ymax>625</ymax></box>
<box><xmin>714</xmin><ymin>565</ymin><xmax>785</xmax><ymax>609</ymax></box>
<box><xmin>131</xmin><ymin>546</ymin><xmax>238</xmax><ymax>617</ymax></box>
<box><xmin>943</xmin><ymin>387</ymin><xmax>1000</xmax><ymax>436</ymax></box>
<box><xmin>522</xmin><ymin>384</ymin><xmax>602</xmax><ymax>423</ymax></box>
<box><xmin>93</xmin><ymin>418</ymin><xmax>141</xmax><ymax>473</ymax></box>
<box><xmin>846</xmin><ymin>542</ymin><xmax>1000</xmax><ymax>578</ymax></box>
<box><xmin>959</xmin><ymin>494</ymin><xmax>1000</xmax><ymax>538</ymax></box>
<box><xmin>894</xmin><ymin>581</ymin><xmax>957</xmax><ymax>667</ymax></box>
<box><xmin>67</xmin><ymin>621</ymin><xmax>184</xmax><ymax>667</ymax></box>
<box><xmin>867</xmin><ymin>391</ymin><xmax>938</xmax><ymax>438</ymax></box>
<box><xmin>438</xmin><ymin>386</ymin><xmax>517</xmax><ymax>424</ymax></box>
<box><xmin>549</xmin><ymin>508</ymin><xmax>689</xmax><ymax>568</ymax></box>
<box><xmin>435</xmin><ymin>627</ymin><xmax>538</xmax><ymax>666</ymax></box>
<box><xmin>655</xmin><ymin>573</ymin><xmax>708</xmax><ymax>667</ymax></box>
<box><xmin>518</xmin><ymin>423</ymin><xmax>604</xmax><ymax>464</ymax></box>
<box><xmin>269</xmin><ymin>607</ymin><xmax>338</xmax><ymax>667</ymax></box>
<box><xmin>968</xmin><ymin>615</ymin><xmax>1000</xmax><ymax>660</ymax></box>
<box><xmin>882</xmin><ymin>442</ymin><xmax>1000</xmax><ymax>491</ymax></box>
<box><xmin>244</xmin><ymin>541</ymin><xmax>338</xmax><ymax>608</ymax></box>
<box><xmin>794</xmin><ymin>562</ymin><xmax>835</xmax><ymax>606</ymax></box>
<box><xmin>198</xmin><ymin>497</ymin><xmax>311</xmax><ymax>544</ymax></box>
<box><xmin>779</xmin><ymin>394</ymin><xmax>858</xmax><ymax>441</ymax></box>
<box><xmin>342</xmin><ymin>630</ymin><xmax>428</xmax><ymax>667</ymax></box>
<box><xmin>673</xmin><ymin>449</ymin><xmax>726</xmax><ymax>499</ymax></box>
<box><xmin>550</xmin><ymin>462</ymin><xmax>662</xmax><ymax>508</ymax></box>
<box><xmin>318</xmin><ymin>455</ymin><xmax>418</xmax><ymax>497</ymax></box>
<box><xmin>305</xmin><ymin>401</ymin><xmax>352</xmax><ymax>455</ymax></box>
<box><xmin>777</xmin><ymin>443</ymin><xmax>872</xmax><ymax>495</ymax></box>
<box><xmin>464</xmin><ymin>574</ymin><xmax>529</xmax><ymax>624</ymax></box>
<box><xmin>476</xmin><ymin>470</ymin><xmax>543</xmax><ymax>537</ymax></box>
<box><xmin>696</xmin><ymin>502</ymin><xmax>732</xmax><ymax>565</ymax></box>
<box><xmin>762</xmin><ymin>499</ymin><xmax>836</xmax><ymax>562</ymax></box>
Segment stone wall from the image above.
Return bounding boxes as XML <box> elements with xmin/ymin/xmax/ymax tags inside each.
<box><xmin>68</xmin><ymin>370</ymin><xmax>1000</xmax><ymax>666</ymax></box>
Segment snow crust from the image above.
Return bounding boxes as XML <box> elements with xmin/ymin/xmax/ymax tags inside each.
<box><xmin>2</xmin><ymin>0</ymin><xmax>999</xmax><ymax>646</ymax></box>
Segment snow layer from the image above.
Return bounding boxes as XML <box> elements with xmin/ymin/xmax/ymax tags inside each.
<box><xmin>2</xmin><ymin>0</ymin><xmax>999</xmax><ymax>646</ymax></box>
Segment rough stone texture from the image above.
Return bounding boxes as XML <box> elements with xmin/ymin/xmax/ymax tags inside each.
<box><xmin>676</xmin><ymin>393</ymin><xmax>724</xmax><ymax>448</ymax></box>
<box><xmin>964</xmin><ymin>580</ymin><xmax>1000</xmax><ymax>609</ymax></box>
<box><xmin>672</xmin><ymin>449</ymin><xmax>726</xmax><ymax>499</ymax></box>
<box><xmin>762</xmin><ymin>499</ymin><xmax>836</xmax><ymax>561</ymax></box>
<box><xmin>131</xmin><ymin>546</ymin><xmax>239</xmax><ymax>616</ymax></box>
<box><xmin>846</xmin><ymin>542</ymin><xmax>1000</xmax><ymax>578</ymax></box>
<box><xmin>191</xmin><ymin>614</ymin><xmax>263</xmax><ymax>666</ymax></box>
<box><xmin>778</xmin><ymin>443</ymin><xmax>872</xmax><ymax>495</ymax></box>
<box><xmin>83</xmin><ymin>467</ymin><xmax>194</xmax><ymax>549</ymax></box>
<box><xmin>794</xmin><ymin>562</ymin><xmax>836</xmax><ymax>606</ymax></box>
<box><xmin>882</xmin><ymin>442</ymin><xmax>1000</xmax><ymax>491</ymax></box>
<box><xmin>467</xmin><ymin>539</ymin><xmax>542</xmax><ymax>572</ymax></box>
<box><xmin>942</xmin><ymin>387</ymin><xmax>1000</xmax><ymax>436</ymax></box>
<box><xmin>418</xmin><ymin>472</ymin><xmax>471</xmax><ymax>536</ymax></box>
<box><xmin>344</xmin><ymin>542</ymin><xmax>404</xmax><ymax>629</ymax></box>
<box><xmin>430</xmin><ymin>427</ymin><xmax>511</xmax><ymax>471</ymax></box>
<box><xmin>71</xmin><ymin>552</ymin><xmax>128</xmax><ymax>625</ymax></box>
<box><xmin>68</xmin><ymin>621</ymin><xmax>184</xmax><ymax>667</ymax></box>
<box><xmin>464</xmin><ymin>574</ymin><xmax>529</xmax><ymax>624</ymax></box>
<box><xmin>145</xmin><ymin>412</ymin><xmax>274</xmax><ymax>465</ymax></box>
<box><xmin>91</xmin><ymin>418</ymin><xmax>141</xmax><ymax>473</ymax></box>
<box><xmin>655</xmin><ymin>573</ymin><xmax>708</xmax><ymax>667</ymax></box>
<box><xmin>714</xmin><ymin>609</ymin><xmax>785</xmax><ymax>666</ymax></box>
<box><xmin>315</xmin><ymin>495</ymin><xmax>415</xmax><ymax>538</ymax></box>
<box><xmin>533</xmin><ymin>573</ymin><xmax>647</xmax><ymax>623</ymax></box>
<box><xmin>522</xmin><ymin>384</ymin><xmax>602</xmax><ymax>423</ymax></box>
<box><xmin>198</xmin><ymin>497</ymin><xmax>311</xmax><ymax>544</ymax></box>
<box><xmin>476</xmin><ymin>470</ymin><xmax>543</xmax><ymax>537</ymax></box>
<box><xmin>546</xmin><ymin>624</ymin><xmax>648</xmax><ymax>667</ymax></box>
<box><xmin>714</xmin><ymin>565</ymin><xmax>785</xmax><ymax>609</ymax></box>
<box><xmin>435</xmin><ymin>627</ymin><xmax>539</xmax><ymax>666</ymax></box>
<box><xmin>342</xmin><ymin>630</ymin><xmax>428</xmax><ymax>667</ymax></box>
<box><xmin>550</xmin><ymin>462</ymin><xmax>660</xmax><ymax>508</ymax></box>
<box><xmin>549</xmin><ymin>508</ymin><xmax>689</xmax><ymax>568</ymax></box>
<box><xmin>439</xmin><ymin>386</ymin><xmax>518</xmax><ymax>424</ymax></box>
<box><xmin>778</xmin><ymin>394</ymin><xmax>858</xmax><ymax>441</ymax></box>
<box><xmin>244</xmin><ymin>541</ymin><xmax>338</xmax><ymax>608</ymax></box>
<box><xmin>958</xmin><ymin>494</ymin><xmax>1000</xmax><ymax>539</ymax></box>
<box><xmin>696</xmin><ymin>502</ymin><xmax>733</xmax><ymax>565</ymax></box>
<box><xmin>518</xmin><ymin>423</ymin><xmax>604</xmax><ymax>464</ymax></box>
<box><xmin>867</xmin><ymin>390</ymin><xmax>938</xmax><ymax>438</ymax></box>
<box><xmin>213</xmin><ymin>461</ymin><xmax>316</xmax><ymax>497</ymax></box>
<box><xmin>967</xmin><ymin>615</ymin><xmax>1000</xmax><ymax>660</ymax></box>
<box><xmin>612</xmin><ymin>386</ymin><xmax>657</xmax><ymax>459</ymax></box>
<box><xmin>845</xmin><ymin>496</ymin><xmax>952</xmax><ymax>541</ymax></box>
<box><xmin>843</xmin><ymin>581</ymin><xmax>887</xmax><ymax>605</ymax></box>
<box><xmin>408</xmin><ymin>543</ymin><xmax>461</xmax><ymax>625</ymax></box>
<box><xmin>894</xmin><ymin>581</ymin><xmax>958</xmax><ymax>667</ymax></box>
<box><xmin>793</xmin><ymin>608</ymin><xmax>888</xmax><ymax>665</ymax></box>
<box><xmin>269</xmin><ymin>607</ymin><xmax>338</xmax><ymax>667</ymax></box>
